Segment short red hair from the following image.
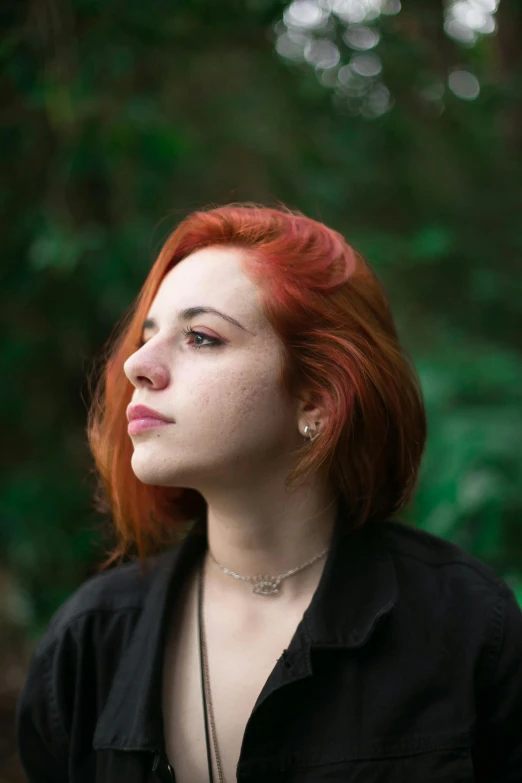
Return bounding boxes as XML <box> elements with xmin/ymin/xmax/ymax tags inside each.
<box><xmin>87</xmin><ymin>202</ymin><xmax>426</xmax><ymax>573</ymax></box>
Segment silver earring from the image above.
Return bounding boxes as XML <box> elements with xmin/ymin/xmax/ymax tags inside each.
<box><xmin>303</xmin><ymin>425</ymin><xmax>316</xmax><ymax>441</ymax></box>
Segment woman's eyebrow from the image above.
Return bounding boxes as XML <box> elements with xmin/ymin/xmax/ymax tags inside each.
<box><xmin>141</xmin><ymin>306</ymin><xmax>255</xmax><ymax>335</ymax></box>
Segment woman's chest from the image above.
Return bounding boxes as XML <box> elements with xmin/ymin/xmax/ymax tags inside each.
<box><xmin>161</xmin><ymin>575</ymin><xmax>308</xmax><ymax>783</ymax></box>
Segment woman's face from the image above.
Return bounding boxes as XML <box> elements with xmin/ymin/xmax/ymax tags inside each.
<box><xmin>123</xmin><ymin>246</ymin><xmax>303</xmax><ymax>491</ymax></box>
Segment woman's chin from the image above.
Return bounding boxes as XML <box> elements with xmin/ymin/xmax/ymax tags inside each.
<box><xmin>130</xmin><ymin>454</ymin><xmax>166</xmax><ymax>484</ymax></box>
<box><xmin>130</xmin><ymin>455</ymin><xmax>190</xmax><ymax>487</ymax></box>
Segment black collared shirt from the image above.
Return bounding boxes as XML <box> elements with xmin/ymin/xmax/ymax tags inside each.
<box><xmin>16</xmin><ymin>504</ymin><xmax>522</xmax><ymax>782</ymax></box>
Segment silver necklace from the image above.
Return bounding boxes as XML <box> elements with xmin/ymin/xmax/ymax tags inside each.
<box><xmin>207</xmin><ymin>545</ymin><xmax>329</xmax><ymax>595</ymax></box>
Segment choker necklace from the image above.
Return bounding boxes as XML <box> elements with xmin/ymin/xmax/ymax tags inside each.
<box><xmin>207</xmin><ymin>545</ymin><xmax>329</xmax><ymax>595</ymax></box>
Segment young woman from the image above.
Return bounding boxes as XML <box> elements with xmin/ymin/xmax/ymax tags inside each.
<box><xmin>16</xmin><ymin>204</ymin><xmax>522</xmax><ymax>782</ymax></box>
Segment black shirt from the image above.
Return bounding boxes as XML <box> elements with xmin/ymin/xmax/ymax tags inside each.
<box><xmin>16</xmin><ymin>505</ymin><xmax>522</xmax><ymax>782</ymax></box>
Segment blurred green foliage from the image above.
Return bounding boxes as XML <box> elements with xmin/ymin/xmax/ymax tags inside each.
<box><xmin>2</xmin><ymin>0</ymin><xmax>522</xmax><ymax>643</ymax></box>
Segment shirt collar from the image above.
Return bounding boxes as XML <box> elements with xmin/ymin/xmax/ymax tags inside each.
<box><xmin>93</xmin><ymin>498</ymin><xmax>398</xmax><ymax>753</ymax></box>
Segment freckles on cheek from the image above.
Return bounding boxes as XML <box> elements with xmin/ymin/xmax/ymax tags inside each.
<box><xmin>241</xmin><ymin>376</ymin><xmax>274</xmax><ymax>415</ymax></box>
<box><xmin>196</xmin><ymin>390</ymin><xmax>212</xmax><ymax>409</ymax></box>
<box><xmin>193</xmin><ymin>378</ymin><xmax>229</xmax><ymax>410</ymax></box>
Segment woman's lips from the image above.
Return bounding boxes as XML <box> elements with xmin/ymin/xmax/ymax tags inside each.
<box><xmin>127</xmin><ymin>417</ymin><xmax>172</xmax><ymax>435</ymax></box>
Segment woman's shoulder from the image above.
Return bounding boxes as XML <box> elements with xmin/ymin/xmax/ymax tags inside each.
<box><xmin>16</xmin><ymin>543</ymin><xmax>183</xmax><ymax>778</ymax></box>
<box><xmin>376</xmin><ymin>519</ymin><xmax>522</xmax><ymax>683</ymax></box>
<box><xmin>33</xmin><ymin>545</ymin><xmax>181</xmax><ymax>659</ymax></box>
<box><xmin>377</xmin><ymin>517</ymin><xmax>513</xmax><ymax>600</ymax></box>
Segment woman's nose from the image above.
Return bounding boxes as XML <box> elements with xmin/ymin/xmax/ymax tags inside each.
<box><xmin>123</xmin><ymin>351</ymin><xmax>169</xmax><ymax>389</ymax></box>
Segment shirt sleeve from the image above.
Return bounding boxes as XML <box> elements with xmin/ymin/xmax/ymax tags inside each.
<box><xmin>472</xmin><ymin>585</ymin><xmax>522</xmax><ymax>782</ymax></box>
<box><xmin>16</xmin><ymin>642</ymin><xmax>69</xmax><ymax>783</ymax></box>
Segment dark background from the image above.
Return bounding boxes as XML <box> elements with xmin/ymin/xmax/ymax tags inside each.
<box><xmin>2</xmin><ymin>1</ymin><xmax>522</xmax><ymax>779</ymax></box>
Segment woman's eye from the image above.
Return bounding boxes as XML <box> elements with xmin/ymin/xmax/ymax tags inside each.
<box><xmin>181</xmin><ymin>327</ymin><xmax>221</xmax><ymax>350</ymax></box>
<box><xmin>135</xmin><ymin>328</ymin><xmax>221</xmax><ymax>351</ymax></box>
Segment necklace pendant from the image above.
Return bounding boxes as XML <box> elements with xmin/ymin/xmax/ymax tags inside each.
<box><xmin>253</xmin><ymin>577</ymin><xmax>281</xmax><ymax>595</ymax></box>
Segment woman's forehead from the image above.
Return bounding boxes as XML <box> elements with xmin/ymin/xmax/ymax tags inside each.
<box><xmin>149</xmin><ymin>248</ymin><xmax>263</xmax><ymax>328</ymax></box>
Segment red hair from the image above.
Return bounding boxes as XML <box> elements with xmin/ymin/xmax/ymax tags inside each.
<box><xmin>87</xmin><ymin>202</ymin><xmax>426</xmax><ymax>574</ymax></box>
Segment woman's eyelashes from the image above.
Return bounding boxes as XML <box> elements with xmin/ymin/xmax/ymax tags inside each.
<box><xmin>180</xmin><ymin>327</ymin><xmax>223</xmax><ymax>350</ymax></box>
<box><xmin>135</xmin><ymin>326</ymin><xmax>223</xmax><ymax>351</ymax></box>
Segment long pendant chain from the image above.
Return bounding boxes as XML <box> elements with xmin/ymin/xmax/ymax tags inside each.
<box><xmin>198</xmin><ymin>558</ymin><xmax>225</xmax><ymax>783</ymax></box>
<box><xmin>197</xmin><ymin>544</ymin><xmax>330</xmax><ymax>782</ymax></box>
